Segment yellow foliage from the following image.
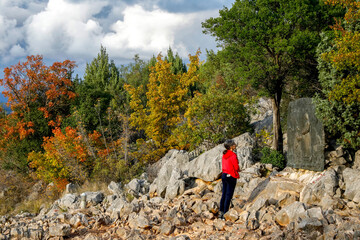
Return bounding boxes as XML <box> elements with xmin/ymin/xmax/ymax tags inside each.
<box><xmin>126</xmin><ymin>50</ymin><xmax>201</xmax><ymax>149</ymax></box>
<box><xmin>324</xmin><ymin>0</ymin><xmax>360</xmax><ymax>104</ymax></box>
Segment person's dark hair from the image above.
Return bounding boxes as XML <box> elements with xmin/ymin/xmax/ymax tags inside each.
<box><xmin>223</xmin><ymin>139</ymin><xmax>236</xmax><ymax>154</ymax></box>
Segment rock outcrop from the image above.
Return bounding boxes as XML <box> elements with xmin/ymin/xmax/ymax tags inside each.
<box><xmin>2</xmin><ymin>163</ymin><xmax>360</xmax><ymax>240</ymax></box>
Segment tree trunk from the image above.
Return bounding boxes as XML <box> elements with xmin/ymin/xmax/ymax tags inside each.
<box><xmin>272</xmin><ymin>92</ymin><xmax>283</xmax><ymax>153</ymax></box>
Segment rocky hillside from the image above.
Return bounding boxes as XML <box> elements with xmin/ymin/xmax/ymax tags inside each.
<box><xmin>1</xmin><ymin>98</ymin><xmax>360</xmax><ymax>239</ymax></box>
<box><xmin>1</xmin><ymin>139</ymin><xmax>360</xmax><ymax>239</ymax></box>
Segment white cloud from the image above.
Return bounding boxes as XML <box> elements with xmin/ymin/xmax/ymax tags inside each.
<box><xmin>0</xmin><ymin>0</ymin><xmax>222</xmax><ymax>77</ymax></box>
<box><xmin>9</xmin><ymin>45</ymin><xmax>26</xmax><ymax>57</ymax></box>
<box><xmin>0</xmin><ymin>0</ymin><xmax>46</xmax><ymax>26</ymax></box>
<box><xmin>103</xmin><ymin>5</ymin><xmax>191</xmax><ymax>58</ymax></box>
<box><xmin>0</xmin><ymin>16</ymin><xmax>23</xmax><ymax>56</ymax></box>
<box><xmin>25</xmin><ymin>0</ymin><xmax>107</xmax><ymax>58</ymax></box>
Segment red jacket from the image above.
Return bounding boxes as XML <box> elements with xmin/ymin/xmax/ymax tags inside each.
<box><xmin>222</xmin><ymin>150</ymin><xmax>240</xmax><ymax>178</ymax></box>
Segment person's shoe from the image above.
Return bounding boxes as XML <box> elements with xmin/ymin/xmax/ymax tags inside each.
<box><xmin>218</xmin><ymin>211</ymin><xmax>224</xmax><ymax>219</ymax></box>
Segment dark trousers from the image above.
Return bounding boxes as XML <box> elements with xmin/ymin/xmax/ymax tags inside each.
<box><xmin>220</xmin><ymin>173</ymin><xmax>237</xmax><ymax>213</ymax></box>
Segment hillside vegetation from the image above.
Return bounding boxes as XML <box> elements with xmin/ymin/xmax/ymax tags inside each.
<box><xmin>0</xmin><ymin>0</ymin><xmax>359</xmax><ymax>215</ymax></box>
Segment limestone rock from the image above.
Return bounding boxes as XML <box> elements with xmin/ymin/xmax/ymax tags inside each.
<box><xmin>275</xmin><ymin>201</ymin><xmax>308</xmax><ymax>226</ymax></box>
<box><xmin>165</xmin><ymin>168</ymin><xmax>185</xmax><ymax>200</ymax></box>
<box><xmin>69</xmin><ymin>213</ymin><xmax>88</xmax><ymax>228</ymax></box>
<box><xmin>185</xmin><ymin>145</ymin><xmax>222</xmax><ymax>182</ymax></box>
<box><xmin>49</xmin><ymin>223</ymin><xmax>71</xmax><ymax>237</ymax></box>
<box><xmin>84</xmin><ymin>234</ymin><xmax>100</xmax><ymax>240</ymax></box>
<box><xmin>250</xmin><ymin>97</ymin><xmax>273</xmax><ymax>134</ymax></box>
<box><xmin>186</xmin><ymin>133</ymin><xmax>255</xmax><ymax>182</ymax></box>
<box><xmin>57</xmin><ymin>194</ymin><xmax>79</xmax><ymax>210</ymax></box>
<box><xmin>83</xmin><ymin>192</ymin><xmax>104</xmax><ymax>205</ymax></box>
<box><xmin>296</xmin><ymin>217</ymin><xmax>323</xmax><ymax>232</ymax></box>
<box><xmin>149</xmin><ymin>197</ymin><xmax>163</xmax><ymax>205</ymax></box>
<box><xmin>106</xmin><ymin>196</ymin><xmax>127</xmax><ymax>217</ymax></box>
<box><xmin>149</xmin><ymin>150</ymin><xmax>190</xmax><ymax>198</ymax></box>
<box><xmin>300</xmin><ymin>168</ymin><xmax>339</xmax><ymax>208</ymax></box>
<box><xmin>128</xmin><ymin>214</ymin><xmax>151</xmax><ymax>229</ymax></box>
<box><xmin>159</xmin><ymin>221</ymin><xmax>174</xmax><ymax>235</ymax></box>
<box><xmin>10</xmin><ymin>228</ymin><xmax>23</xmax><ymax>239</ymax></box>
<box><xmin>28</xmin><ymin>228</ymin><xmax>43</xmax><ymax>240</ymax></box>
<box><xmin>224</xmin><ymin>209</ymin><xmax>239</xmax><ymax>222</ymax></box>
<box><xmin>343</xmin><ymin>168</ymin><xmax>360</xmax><ymax>203</ymax></box>
<box><xmin>170</xmin><ymin>235</ymin><xmax>191</xmax><ymax>240</ymax></box>
<box><xmin>27</xmin><ymin>181</ymin><xmax>46</xmax><ymax>201</ymax></box>
<box><xmin>108</xmin><ymin>181</ymin><xmax>122</xmax><ymax>196</ymax></box>
<box><xmin>247</xmin><ymin>218</ymin><xmax>260</xmax><ymax>230</ymax></box>
<box><xmin>65</xmin><ymin>183</ymin><xmax>79</xmax><ymax>194</ymax></box>
<box><xmin>246</xmin><ymin>176</ymin><xmax>303</xmax><ymax>206</ymax></box>
<box><xmin>126</xmin><ymin>179</ymin><xmax>142</xmax><ymax>195</ymax></box>
<box><xmin>206</xmin><ymin>200</ymin><xmax>219</xmax><ymax>214</ymax></box>
<box><xmin>191</xmin><ymin>200</ymin><xmax>208</xmax><ymax>214</ymax></box>
<box><xmin>236</xmin><ymin>133</ymin><xmax>256</xmax><ymax>169</ymax></box>
<box><xmin>306</xmin><ymin>207</ymin><xmax>325</xmax><ymax>221</ymax></box>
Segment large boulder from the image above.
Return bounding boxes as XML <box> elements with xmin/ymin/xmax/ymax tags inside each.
<box><xmin>108</xmin><ymin>181</ymin><xmax>122</xmax><ymax>196</ymax></box>
<box><xmin>125</xmin><ymin>178</ymin><xmax>150</xmax><ymax>197</ymax></box>
<box><xmin>275</xmin><ymin>201</ymin><xmax>308</xmax><ymax>226</ymax></box>
<box><xmin>65</xmin><ymin>183</ymin><xmax>79</xmax><ymax>194</ymax></box>
<box><xmin>186</xmin><ymin>132</ymin><xmax>255</xmax><ymax>182</ymax></box>
<box><xmin>165</xmin><ymin>168</ymin><xmax>185</xmax><ymax>200</ymax></box>
<box><xmin>106</xmin><ymin>196</ymin><xmax>128</xmax><ymax>218</ymax></box>
<box><xmin>246</xmin><ymin>176</ymin><xmax>304</xmax><ymax>205</ymax></box>
<box><xmin>83</xmin><ymin>192</ymin><xmax>104</xmax><ymax>205</ymax></box>
<box><xmin>236</xmin><ymin>133</ymin><xmax>256</xmax><ymax>169</ymax></box>
<box><xmin>342</xmin><ymin>168</ymin><xmax>360</xmax><ymax>203</ymax></box>
<box><xmin>57</xmin><ymin>194</ymin><xmax>79</xmax><ymax>210</ymax></box>
<box><xmin>149</xmin><ymin>150</ymin><xmax>190</xmax><ymax>198</ymax></box>
<box><xmin>300</xmin><ymin>168</ymin><xmax>339</xmax><ymax>208</ymax></box>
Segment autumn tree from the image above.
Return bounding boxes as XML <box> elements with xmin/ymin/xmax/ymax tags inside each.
<box><xmin>315</xmin><ymin>0</ymin><xmax>360</xmax><ymax>149</ymax></box>
<box><xmin>126</xmin><ymin>51</ymin><xmax>200</xmax><ymax>152</ymax></box>
<box><xmin>27</xmin><ymin>127</ymin><xmax>101</xmax><ymax>188</ymax></box>
<box><xmin>0</xmin><ymin>55</ymin><xmax>76</xmax><ymax>172</ymax></box>
<box><xmin>202</xmin><ymin>0</ymin><xmax>343</xmax><ymax>152</ymax></box>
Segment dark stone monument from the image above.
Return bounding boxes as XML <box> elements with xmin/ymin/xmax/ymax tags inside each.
<box><xmin>287</xmin><ymin>98</ymin><xmax>325</xmax><ymax>171</ymax></box>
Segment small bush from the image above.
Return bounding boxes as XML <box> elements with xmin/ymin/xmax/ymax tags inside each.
<box><xmin>260</xmin><ymin>147</ymin><xmax>285</xmax><ymax>169</ymax></box>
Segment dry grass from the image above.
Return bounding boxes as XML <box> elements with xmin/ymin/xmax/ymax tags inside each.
<box><xmin>0</xmin><ymin>170</ymin><xmax>34</xmax><ymax>215</ymax></box>
<box><xmin>13</xmin><ymin>198</ymin><xmax>52</xmax><ymax>215</ymax></box>
<box><xmin>0</xmin><ymin>170</ymin><xmax>63</xmax><ymax>215</ymax></box>
<box><xmin>73</xmin><ymin>180</ymin><xmax>111</xmax><ymax>195</ymax></box>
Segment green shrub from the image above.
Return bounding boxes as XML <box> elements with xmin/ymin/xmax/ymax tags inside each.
<box><xmin>260</xmin><ymin>147</ymin><xmax>285</xmax><ymax>169</ymax></box>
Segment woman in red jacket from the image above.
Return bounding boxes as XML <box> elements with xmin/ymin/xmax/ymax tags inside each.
<box><xmin>219</xmin><ymin>139</ymin><xmax>240</xmax><ymax>219</ymax></box>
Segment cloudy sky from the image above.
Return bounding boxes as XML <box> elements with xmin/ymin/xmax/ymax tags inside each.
<box><xmin>0</xmin><ymin>0</ymin><xmax>232</xmax><ymax>84</ymax></box>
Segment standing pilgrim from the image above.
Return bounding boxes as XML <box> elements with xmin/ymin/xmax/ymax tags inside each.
<box><xmin>219</xmin><ymin>139</ymin><xmax>240</xmax><ymax>219</ymax></box>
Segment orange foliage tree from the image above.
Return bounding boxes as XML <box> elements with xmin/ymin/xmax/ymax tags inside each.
<box><xmin>1</xmin><ymin>55</ymin><xmax>76</xmax><ymax>130</ymax></box>
<box><xmin>0</xmin><ymin>55</ymin><xmax>76</xmax><ymax>172</ymax></box>
<box><xmin>28</xmin><ymin>126</ymin><xmax>102</xmax><ymax>188</ymax></box>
